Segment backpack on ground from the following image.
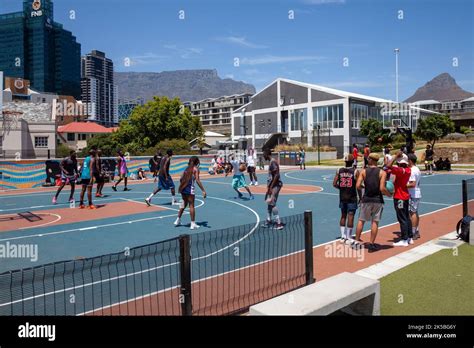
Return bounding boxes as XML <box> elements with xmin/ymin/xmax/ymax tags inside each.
<box><xmin>456</xmin><ymin>215</ymin><xmax>472</xmax><ymax>242</ymax></box>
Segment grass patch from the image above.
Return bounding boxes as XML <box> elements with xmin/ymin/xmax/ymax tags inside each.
<box><xmin>380</xmin><ymin>243</ymin><xmax>474</xmax><ymax>315</ymax></box>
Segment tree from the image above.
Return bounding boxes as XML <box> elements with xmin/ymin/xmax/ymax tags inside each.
<box><xmin>114</xmin><ymin>96</ymin><xmax>203</xmax><ymax>153</ymax></box>
<box><xmin>359</xmin><ymin>119</ymin><xmax>392</xmax><ymax>146</ymax></box>
<box><xmin>80</xmin><ymin>133</ymin><xmax>119</xmax><ymax>157</ymax></box>
<box><xmin>415</xmin><ymin>114</ymin><xmax>455</xmax><ymax>150</ymax></box>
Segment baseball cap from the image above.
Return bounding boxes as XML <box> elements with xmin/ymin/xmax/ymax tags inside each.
<box><xmin>398</xmin><ymin>158</ymin><xmax>409</xmax><ymax>165</ymax></box>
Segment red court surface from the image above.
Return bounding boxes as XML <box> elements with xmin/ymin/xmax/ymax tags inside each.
<box><xmin>0</xmin><ymin>201</ymin><xmax>165</xmax><ymax>232</ymax></box>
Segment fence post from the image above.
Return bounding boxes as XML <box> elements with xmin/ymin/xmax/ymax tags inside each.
<box><xmin>179</xmin><ymin>234</ymin><xmax>192</xmax><ymax>315</ymax></box>
<box><xmin>304</xmin><ymin>210</ymin><xmax>315</xmax><ymax>285</ymax></box>
<box><xmin>462</xmin><ymin>180</ymin><xmax>467</xmax><ymax>217</ymax></box>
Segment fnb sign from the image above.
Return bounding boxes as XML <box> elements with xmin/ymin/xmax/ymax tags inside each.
<box><xmin>31</xmin><ymin>0</ymin><xmax>42</xmax><ymax>17</ymax></box>
<box><xmin>31</xmin><ymin>10</ymin><xmax>43</xmax><ymax>17</ymax></box>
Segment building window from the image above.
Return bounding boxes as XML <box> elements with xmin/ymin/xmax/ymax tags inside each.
<box><xmin>350</xmin><ymin>103</ymin><xmax>369</xmax><ymax>129</ymax></box>
<box><xmin>313</xmin><ymin>104</ymin><xmax>344</xmax><ymax>129</ymax></box>
<box><xmin>290</xmin><ymin>108</ymin><xmax>307</xmax><ymax>131</ymax></box>
<box><xmin>79</xmin><ymin>134</ymin><xmax>87</xmax><ymax>141</ymax></box>
<box><xmin>67</xmin><ymin>133</ymin><xmax>75</xmax><ymax>141</ymax></box>
<box><xmin>35</xmin><ymin>136</ymin><xmax>48</xmax><ymax>148</ymax></box>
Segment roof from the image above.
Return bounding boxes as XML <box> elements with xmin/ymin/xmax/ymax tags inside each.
<box><xmin>58</xmin><ymin>122</ymin><xmax>113</xmax><ymax>134</ymax></box>
<box><xmin>412</xmin><ymin>99</ymin><xmax>441</xmax><ymax>105</ymax></box>
<box><xmin>461</xmin><ymin>96</ymin><xmax>474</xmax><ymax>102</ymax></box>
<box><xmin>204</xmin><ymin>131</ymin><xmax>226</xmax><ymax>137</ymax></box>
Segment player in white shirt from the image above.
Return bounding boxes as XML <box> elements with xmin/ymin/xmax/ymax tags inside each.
<box><xmin>407</xmin><ymin>153</ymin><xmax>422</xmax><ymax>240</ymax></box>
<box><xmin>246</xmin><ymin>150</ymin><xmax>258</xmax><ymax>186</ymax></box>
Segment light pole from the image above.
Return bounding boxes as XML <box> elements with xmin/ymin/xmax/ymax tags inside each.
<box><xmin>394</xmin><ymin>48</ymin><xmax>400</xmax><ymax>103</ymax></box>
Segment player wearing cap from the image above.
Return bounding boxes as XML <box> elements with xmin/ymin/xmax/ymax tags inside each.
<box><xmin>387</xmin><ymin>151</ymin><xmax>413</xmax><ymax>247</ymax></box>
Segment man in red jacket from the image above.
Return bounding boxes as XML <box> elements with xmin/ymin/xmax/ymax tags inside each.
<box><xmin>387</xmin><ymin>151</ymin><xmax>413</xmax><ymax>247</ymax></box>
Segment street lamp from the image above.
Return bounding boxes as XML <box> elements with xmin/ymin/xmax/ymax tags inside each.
<box><xmin>394</xmin><ymin>48</ymin><xmax>400</xmax><ymax>103</ymax></box>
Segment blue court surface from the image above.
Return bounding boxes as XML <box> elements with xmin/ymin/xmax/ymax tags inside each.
<box><xmin>0</xmin><ymin>168</ymin><xmax>471</xmax><ymax>274</ymax></box>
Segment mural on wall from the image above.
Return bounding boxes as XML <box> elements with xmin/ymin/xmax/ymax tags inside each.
<box><xmin>0</xmin><ymin>156</ymin><xmax>213</xmax><ymax>190</ymax></box>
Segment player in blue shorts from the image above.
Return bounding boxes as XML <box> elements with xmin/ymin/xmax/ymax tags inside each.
<box><xmin>145</xmin><ymin>149</ymin><xmax>178</xmax><ymax>206</ymax></box>
<box><xmin>226</xmin><ymin>154</ymin><xmax>254</xmax><ymax>199</ymax></box>
<box><xmin>174</xmin><ymin>156</ymin><xmax>207</xmax><ymax>230</ymax></box>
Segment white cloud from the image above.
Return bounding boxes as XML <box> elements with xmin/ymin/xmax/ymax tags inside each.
<box><xmin>302</xmin><ymin>68</ymin><xmax>312</xmax><ymax>74</ymax></box>
<box><xmin>224</xmin><ymin>74</ymin><xmax>235</xmax><ymax>79</ymax></box>
<box><xmin>163</xmin><ymin>45</ymin><xmax>203</xmax><ymax>59</ymax></box>
<box><xmin>241</xmin><ymin>55</ymin><xmax>325</xmax><ymax>65</ymax></box>
<box><xmin>125</xmin><ymin>53</ymin><xmax>166</xmax><ymax>66</ymax></box>
<box><xmin>216</xmin><ymin>36</ymin><xmax>268</xmax><ymax>49</ymax></box>
<box><xmin>302</xmin><ymin>0</ymin><xmax>346</xmax><ymax>4</ymax></box>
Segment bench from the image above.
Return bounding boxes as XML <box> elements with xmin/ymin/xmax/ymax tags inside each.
<box><xmin>249</xmin><ymin>272</ymin><xmax>380</xmax><ymax>316</ymax></box>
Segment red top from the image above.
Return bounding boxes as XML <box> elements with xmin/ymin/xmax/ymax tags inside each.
<box><xmin>391</xmin><ymin>166</ymin><xmax>411</xmax><ymax>200</ymax></box>
<box><xmin>352</xmin><ymin>147</ymin><xmax>359</xmax><ymax>159</ymax></box>
<box><xmin>364</xmin><ymin>147</ymin><xmax>370</xmax><ymax>157</ymax></box>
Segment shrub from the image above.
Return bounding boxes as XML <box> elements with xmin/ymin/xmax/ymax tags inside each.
<box><xmin>56</xmin><ymin>143</ymin><xmax>72</xmax><ymax>158</ymax></box>
<box><xmin>274</xmin><ymin>144</ymin><xmax>336</xmax><ymax>152</ymax></box>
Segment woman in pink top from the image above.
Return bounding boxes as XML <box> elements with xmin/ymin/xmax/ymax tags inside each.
<box><xmin>112</xmin><ymin>150</ymin><xmax>130</xmax><ymax>191</ymax></box>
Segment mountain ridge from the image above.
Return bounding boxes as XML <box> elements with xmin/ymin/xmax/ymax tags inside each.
<box><xmin>114</xmin><ymin>69</ymin><xmax>256</xmax><ymax>103</ymax></box>
<box><xmin>404</xmin><ymin>73</ymin><xmax>473</xmax><ymax>103</ymax></box>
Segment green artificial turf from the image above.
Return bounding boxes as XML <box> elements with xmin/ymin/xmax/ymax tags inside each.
<box><xmin>381</xmin><ymin>243</ymin><xmax>474</xmax><ymax>315</ymax></box>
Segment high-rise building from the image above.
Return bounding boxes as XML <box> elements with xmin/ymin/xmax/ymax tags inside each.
<box><xmin>81</xmin><ymin>50</ymin><xmax>118</xmax><ymax>127</ymax></box>
<box><xmin>0</xmin><ymin>0</ymin><xmax>81</xmax><ymax>99</ymax></box>
<box><xmin>118</xmin><ymin>97</ymin><xmax>144</xmax><ymax>122</ymax></box>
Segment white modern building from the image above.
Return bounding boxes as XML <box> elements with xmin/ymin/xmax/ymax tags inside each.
<box><xmin>231</xmin><ymin>78</ymin><xmax>438</xmax><ymax>157</ymax></box>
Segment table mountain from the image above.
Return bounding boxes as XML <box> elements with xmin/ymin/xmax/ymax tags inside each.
<box><xmin>115</xmin><ymin>69</ymin><xmax>256</xmax><ymax>102</ymax></box>
<box><xmin>405</xmin><ymin>73</ymin><xmax>473</xmax><ymax>102</ymax></box>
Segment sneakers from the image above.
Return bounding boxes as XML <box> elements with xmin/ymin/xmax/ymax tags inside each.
<box><xmin>145</xmin><ymin>198</ymin><xmax>151</xmax><ymax>207</ymax></box>
<box><xmin>249</xmin><ymin>182</ymin><xmax>254</xmax><ymax>186</ymax></box>
<box><xmin>172</xmin><ymin>198</ymin><xmax>179</xmax><ymax>205</ymax></box>
<box><xmin>69</xmin><ymin>198</ymin><xmax>74</xmax><ymax>203</ymax></box>
<box><xmin>88</xmin><ymin>205</ymin><xmax>96</xmax><ymax>210</ymax></box>
<box><xmin>123</xmin><ymin>187</ymin><xmax>130</xmax><ymax>191</ymax></box>
<box><xmin>413</xmin><ymin>231</ymin><xmax>421</xmax><ymax>240</ymax></box>
<box><xmin>112</xmin><ymin>186</ymin><xmax>117</xmax><ymax>192</ymax></box>
<box><xmin>79</xmin><ymin>204</ymin><xmax>85</xmax><ymax>209</ymax></box>
<box><xmin>95</xmin><ymin>193</ymin><xmax>104</xmax><ymax>198</ymax></box>
<box><xmin>254</xmin><ymin>181</ymin><xmax>258</xmax><ymax>186</ymax></box>
<box><xmin>408</xmin><ymin>238</ymin><xmax>414</xmax><ymax>245</ymax></box>
<box><xmin>393</xmin><ymin>239</ymin><xmax>409</xmax><ymax>247</ymax></box>
<box><xmin>174</xmin><ymin>218</ymin><xmax>181</xmax><ymax>226</ymax></box>
<box><xmin>339</xmin><ymin>237</ymin><xmax>347</xmax><ymax>243</ymax></box>
<box><xmin>275</xmin><ymin>222</ymin><xmax>285</xmax><ymax>230</ymax></box>
<box><xmin>367</xmin><ymin>243</ymin><xmax>380</xmax><ymax>253</ymax></box>
<box><xmin>237</xmin><ymin>192</ymin><xmax>243</xmax><ymax>199</ymax></box>
<box><xmin>249</xmin><ymin>195</ymin><xmax>255</xmax><ymax>200</ymax></box>
<box><xmin>52</xmin><ymin>197</ymin><xmax>57</xmax><ymax>204</ymax></box>
<box><xmin>190</xmin><ymin>222</ymin><xmax>200</xmax><ymax>230</ymax></box>
<box><xmin>262</xmin><ymin>219</ymin><xmax>273</xmax><ymax>228</ymax></box>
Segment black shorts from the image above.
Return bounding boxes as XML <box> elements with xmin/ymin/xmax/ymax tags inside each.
<box><xmin>93</xmin><ymin>172</ymin><xmax>104</xmax><ymax>183</ymax></box>
<box><xmin>247</xmin><ymin>166</ymin><xmax>256</xmax><ymax>173</ymax></box>
<box><xmin>81</xmin><ymin>178</ymin><xmax>91</xmax><ymax>186</ymax></box>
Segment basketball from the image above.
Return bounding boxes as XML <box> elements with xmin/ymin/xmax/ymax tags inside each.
<box><xmin>385</xmin><ymin>180</ymin><xmax>394</xmax><ymax>195</ymax></box>
<box><xmin>239</xmin><ymin>163</ymin><xmax>247</xmax><ymax>172</ymax></box>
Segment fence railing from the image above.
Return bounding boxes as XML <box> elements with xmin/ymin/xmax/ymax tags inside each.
<box><xmin>0</xmin><ymin>211</ymin><xmax>314</xmax><ymax>316</ymax></box>
<box><xmin>462</xmin><ymin>178</ymin><xmax>474</xmax><ymax>217</ymax></box>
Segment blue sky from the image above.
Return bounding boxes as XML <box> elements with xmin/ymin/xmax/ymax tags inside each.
<box><xmin>2</xmin><ymin>0</ymin><xmax>473</xmax><ymax>100</ymax></box>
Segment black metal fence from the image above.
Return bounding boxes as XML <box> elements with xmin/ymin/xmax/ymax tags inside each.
<box><xmin>0</xmin><ymin>211</ymin><xmax>314</xmax><ymax>316</ymax></box>
<box><xmin>462</xmin><ymin>178</ymin><xmax>474</xmax><ymax>217</ymax></box>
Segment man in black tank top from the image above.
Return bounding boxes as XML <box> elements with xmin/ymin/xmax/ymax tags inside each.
<box><xmin>354</xmin><ymin>153</ymin><xmax>391</xmax><ymax>252</ymax></box>
<box><xmin>333</xmin><ymin>154</ymin><xmax>361</xmax><ymax>243</ymax></box>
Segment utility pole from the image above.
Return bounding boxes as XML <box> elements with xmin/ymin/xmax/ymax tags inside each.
<box><xmin>394</xmin><ymin>48</ymin><xmax>400</xmax><ymax>103</ymax></box>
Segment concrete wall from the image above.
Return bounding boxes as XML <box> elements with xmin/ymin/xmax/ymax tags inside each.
<box><xmin>281</xmin><ymin>81</ymin><xmax>308</xmax><ymax>105</ymax></box>
<box><xmin>233</xmin><ymin>115</ymin><xmax>253</xmax><ymax>136</ymax></box>
<box><xmin>254</xmin><ymin>112</ymin><xmax>278</xmax><ymax>134</ymax></box>
<box><xmin>252</xmin><ymin>82</ymin><xmax>277</xmax><ymax>110</ymax></box>
<box><xmin>311</xmin><ymin>89</ymin><xmax>344</xmax><ymax>102</ymax></box>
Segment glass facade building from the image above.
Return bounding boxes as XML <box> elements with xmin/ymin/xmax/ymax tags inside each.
<box><xmin>0</xmin><ymin>0</ymin><xmax>81</xmax><ymax>98</ymax></box>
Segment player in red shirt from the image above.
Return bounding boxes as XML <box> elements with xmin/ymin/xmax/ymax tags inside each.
<box><xmin>352</xmin><ymin>144</ymin><xmax>359</xmax><ymax>169</ymax></box>
<box><xmin>387</xmin><ymin>151</ymin><xmax>413</xmax><ymax>247</ymax></box>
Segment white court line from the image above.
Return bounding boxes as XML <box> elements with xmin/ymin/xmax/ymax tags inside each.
<box><xmin>0</xmin><ymin>197</ymin><xmax>201</xmax><ymax>242</ymax></box>
<box><xmin>0</xmin><ymin>213</ymin><xmax>62</xmax><ymax>230</ymax></box>
<box><xmin>0</xmin><ymin>195</ymin><xmax>260</xmax><ymax>308</ymax></box>
<box><xmin>284</xmin><ymin>171</ymin><xmax>330</xmax><ymax>183</ymax></box>
<box><xmin>0</xmin><ymin>197</ymin><xmax>122</xmax><ymax>213</ymax></box>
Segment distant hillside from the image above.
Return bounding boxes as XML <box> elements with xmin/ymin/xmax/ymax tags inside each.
<box><xmin>405</xmin><ymin>73</ymin><xmax>474</xmax><ymax>102</ymax></box>
<box><xmin>115</xmin><ymin>69</ymin><xmax>256</xmax><ymax>102</ymax></box>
